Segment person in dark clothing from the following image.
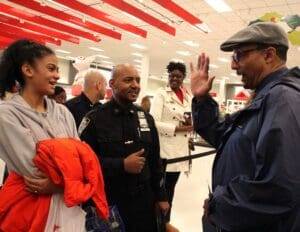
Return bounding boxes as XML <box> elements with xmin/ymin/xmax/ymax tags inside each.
<box><xmin>79</xmin><ymin>63</ymin><xmax>169</xmax><ymax>232</ymax></box>
<box><xmin>191</xmin><ymin>22</ymin><xmax>300</xmax><ymax>232</ymax></box>
<box><xmin>65</xmin><ymin>69</ymin><xmax>106</xmax><ymax>128</ymax></box>
<box><xmin>48</xmin><ymin>85</ymin><xmax>66</xmax><ymax>104</ymax></box>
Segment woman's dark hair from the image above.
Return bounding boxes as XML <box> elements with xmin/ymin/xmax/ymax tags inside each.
<box><xmin>166</xmin><ymin>61</ymin><xmax>186</xmax><ymax>77</ymax></box>
<box><xmin>0</xmin><ymin>39</ymin><xmax>55</xmax><ymax>98</ymax></box>
<box><xmin>48</xmin><ymin>86</ymin><xmax>66</xmax><ymax>99</ymax></box>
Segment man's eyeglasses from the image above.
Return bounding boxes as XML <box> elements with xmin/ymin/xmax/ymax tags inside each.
<box><xmin>232</xmin><ymin>48</ymin><xmax>258</xmax><ymax>63</ymax></box>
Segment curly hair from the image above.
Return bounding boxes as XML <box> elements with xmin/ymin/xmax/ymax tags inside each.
<box><xmin>166</xmin><ymin>61</ymin><xmax>186</xmax><ymax>77</ymax></box>
<box><xmin>0</xmin><ymin>39</ymin><xmax>54</xmax><ymax>98</ymax></box>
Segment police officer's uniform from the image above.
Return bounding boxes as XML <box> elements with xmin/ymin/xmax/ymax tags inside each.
<box><xmin>79</xmin><ymin>98</ymin><xmax>167</xmax><ymax>232</ymax></box>
<box><xmin>65</xmin><ymin>92</ymin><xmax>101</xmax><ymax>128</ymax></box>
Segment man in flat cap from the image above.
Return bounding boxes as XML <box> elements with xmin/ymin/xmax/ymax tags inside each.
<box><xmin>191</xmin><ymin>22</ymin><xmax>300</xmax><ymax>231</ymax></box>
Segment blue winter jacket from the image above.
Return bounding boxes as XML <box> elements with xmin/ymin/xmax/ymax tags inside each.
<box><xmin>192</xmin><ymin>67</ymin><xmax>300</xmax><ymax>232</ymax></box>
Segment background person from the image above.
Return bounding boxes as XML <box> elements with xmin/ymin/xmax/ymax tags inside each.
<box><xmin>140</xmin><ymin>95</ymin><xmax>151</xmax><ymax>113</ymax></box>
<box><xmin>65</xmin><ymin>69</ymin><xmax>107</xmax><ymax>128</ymax></box>
<box><xmin>191</xmin><ymin>22</ymin><xmax>300</xmax><ymax>231</ymax></box>
<box><xmin>48</xmin><ymin>85</ymin><xmax>66</xmax><ymax>104</ymax></box>
<box><xmin>150</xmin><ymin>61</ymin><xmax>193</xmax><ymax>232</ymax></box>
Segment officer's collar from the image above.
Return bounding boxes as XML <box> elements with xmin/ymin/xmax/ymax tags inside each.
<box><xmin>81</xmin><ymin>92</ymin><xmax>94</xmax><ymax>107</ymax></box>
<box><xmin>110</xmin><ymin>98</ymin><xmax>135</xmax><ymax>115</ymax></box>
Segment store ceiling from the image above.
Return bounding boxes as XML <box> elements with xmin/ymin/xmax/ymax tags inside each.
<box><xmin>0</xmin><ymin>0</ymin><xmax>299</xmax><ymax>84</ymax></box>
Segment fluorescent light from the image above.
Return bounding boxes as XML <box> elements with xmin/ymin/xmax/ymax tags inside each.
<box><xmin>65</xmin><ymin>56</ymin><xmax>77</xmax><ymax>60</ymax></box>
<box><xmin>176</xmin><ymin>51</ymin><xmax>191</xmax><ymax>56</ymax></box>
<box><xmin>57</xmin><ymin>55</ymin><xmax>66</xmax><ymax>59</ymax></box>
<box><xmin>130</xmin><ymin>43</ymin><xmax>147</xmax><ymax>50</ymax></box>
<box><xmin>126</xmin><ymin>31</ymin><xmax>141</xmax><ymax>38</ymax></box>
<box><xmin>122</xmin><ymin>12</ymin><xmax>142</xmax><ymax>22</ymax></box>
<box><xmin>89</xmin><ymin>47</ymin><xmax>104</xmax><ymax>52</ymax></box>
<box><xmin>56</xmin><ymin>49</ymin><xmax>71</xmax><ymax>54</ymax></box>
<box><xmin>101</xmin><ymin>60</ymin><xmax>113</xmax><ymax>64</ymax></box>
<box><xmin>46</xmin><ymin>0</ymin><xmax>71</xmax><ymax>11</ymax></box>
<box><xmin>171</xmin><ymin>58</ymin><xmax>184</xmax><ymax>63</ymax></box>
<box><xmin>204</xmin><ymin>0</ymin><xmax>232</xmax><ymax>13</ymax></box>
<box><xmin>183</xmin><ymin>40</ymin><xmax>199</xmax><ymax>47</ymax></box>
<box><xmin>193</xmin><ymin>23</ymin><xmax>212</xmax><ymax>33</ymax></box>
<box><xmin>209</xmin><ymin>64</ymin><xmax>219</xmax><ymax>69</ymax></box>
<box><xmin>134</xmin><ymin>59</ymin><xmax>142</xmax><ymax>63</ymax></box>
<box><xmin>218</xmin><ymin>57</ymin><xmax>231</xmax><ymax>63</ymax></box>
<box><xmin>131</xmin><ymin>52</ymin><xmax>143</xmax><ymax>57</ymax></box>
<box><xmin>96</xmin><ymin>54</ymin><xmax>110</xmax><ymax>59</ymax></box>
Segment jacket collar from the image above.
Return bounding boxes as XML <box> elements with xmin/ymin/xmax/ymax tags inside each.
<box><xmin>243</xmin><ymin>67</ymin><xmax>289</xmax><ymax>112</ymax></box>
<box><xmin>165</xmin><ymin>86</ymin><xmax>190</xmax><ymax>106</ymax></box>
<box><xmin>254</xmin><ymin>67</ymin><xmax>289</xmax><ymax>100</ymax></box>
<box><xmin>109</xmin><ymin>98</ymin><xmax>135</xmax><ymax>115</ymax></box>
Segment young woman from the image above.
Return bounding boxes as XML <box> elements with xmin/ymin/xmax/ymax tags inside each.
<box><xmin>150</xmin><ymin>61</ymin><xmax>193</xmax><ymax>231</ymax></box>
<box><xmin>0</xmin><ymin>39</ymin><xmax>84</xmax><ymax>230</ymax></box>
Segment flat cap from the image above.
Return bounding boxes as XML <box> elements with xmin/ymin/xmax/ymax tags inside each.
<box><xmin>220</xmin><ymin>22</ymin><xmax>289</xmax><ymax>51</ymax></box>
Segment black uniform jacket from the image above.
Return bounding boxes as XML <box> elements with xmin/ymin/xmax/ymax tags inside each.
<box><xmin>79</xmin><ymin>98</ymin><xmax>167</xmax><ymax>204</ymax></box>
<box><xmin>65</xmin><ymin>92</ymin><xmax>101</xmax><ymax>128</ymax></box>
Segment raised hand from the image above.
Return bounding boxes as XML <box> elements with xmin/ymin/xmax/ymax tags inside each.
<box><xmin>190</xmin><ymin>53</ymin><xmax>215</xmax><ymax>98</ymax></box>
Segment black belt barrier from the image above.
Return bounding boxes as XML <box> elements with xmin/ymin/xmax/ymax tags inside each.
<box><xmin>166</xmin><ymin>149</ymin><xmax>216</xmax><ymax>164</ymax></box>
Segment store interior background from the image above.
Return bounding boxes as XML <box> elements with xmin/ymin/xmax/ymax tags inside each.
<box><xmin>1</xmin><ymin>0</ymin><xmax>300</xmax><ymax>231</ymax></box>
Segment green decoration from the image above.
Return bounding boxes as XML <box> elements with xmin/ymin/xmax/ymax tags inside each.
<box><xmin>287</xmin><ymin>31</ymin><xmax>300</xmax><ymax>46</ymax></box>
<box><xmin>259</xmin><ymin>12</ymin><xmax>282</xmax><ymax>22</ymax></box>
<box><xmin>281</xmin><ymin>15</ymin><xmax>300</xmax><ymax>31</ymax></box>
<box><xmin>249</xmin><ymin>12</ymin><xmax>300</xmax><ymax>46</ymax></box>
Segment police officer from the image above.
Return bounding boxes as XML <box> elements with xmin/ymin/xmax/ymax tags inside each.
<box><xmin>65</xmin><ymin>69</ymin><xmax>107</xmax><ymax>128</ymax></box>
<box><xmin>79</xmin><ymin>64</ymin><xmax>169</xmax><ymax>232</ymax></box>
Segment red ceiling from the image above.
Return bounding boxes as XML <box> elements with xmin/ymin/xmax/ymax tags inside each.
<box><xmin>0</xmin><ymin>0</ymin><xmax>206</xmax><ymax>49</ymax></box>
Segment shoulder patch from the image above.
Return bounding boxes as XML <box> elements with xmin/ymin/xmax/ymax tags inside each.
<box><xmin>78</xmin><ymin>117</ymin><xmax>90</xmax><ymax>136</ymax></box>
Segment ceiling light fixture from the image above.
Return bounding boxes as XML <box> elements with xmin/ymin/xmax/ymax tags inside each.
<box><xmin>193</xmin><ymin>23</ymin><xmax>212</xmax><ymax>33</ymax></box>
<box><xmin>171</xmin><ymin>58</ymin><xmax>184</xmax><ymax>63</ymax></box>
<box><xmin>134</xmin><ymin>59</ymin><xmax>142</xmax><ymax>63</ymax></box>
<box><xmin>122</xmin><ymin>12</ymin><xmax>142</xmax><ymax>22</ymax></box>
<box><xmin>176</xmin><ymin>51</ymin><xmax>191</xmax><ymax>56</ymax></box>
<box><xmin>204</xmin><ymin>0</ymin><xmax>232</xmax><ymax>13</ymax></box>
<box><xmin>209</xmin><ymin>64</ymin><xmax>219</xmax><ymax>69</ymax></box>
<box><xmin>89</xmin><ymin>47</ymin><xmax>104</xmax><ymax>52</ymax></box>
<box><xmin>56</xmin><ymin>49</ymin><xmax>71</xmax><ymax>54</ymax></box>
<box><xmin>183</xmin><ymin>40</ymin><xmax>199</xmax><ymax>47</ymax></box>
<box><xmin>218</xmin><ymin>57</ymin><xmax>231</xmax><ymax>63</ymax></box>
<box><xmin>131</xmin><ymin>52</ymin><xmax>143</xmax><ymax>57</ymax></box>
<box><xmin>130</xmin><ymin>43</ymin><xmax>147</xmax><ymax>49</ymax></box>
<box><xmin>102</xmin><ymin>60</ymin><xmax>113</xmax><ymax>64</ymax></box>
<box><xmin>126</xmin><ymin>31</ymin><xmax>141</xmax><ymax>38</ymax></box>
<box><xmin>95</xmin><ymin>54</ymin><xmax>110</xmax><ymax>59</ymax></box>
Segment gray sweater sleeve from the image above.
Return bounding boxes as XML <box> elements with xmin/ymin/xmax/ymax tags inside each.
<box><xmin>0</xmin><ymin>107</ymin><xmax>37</xmax><ymax>177</ymax></box>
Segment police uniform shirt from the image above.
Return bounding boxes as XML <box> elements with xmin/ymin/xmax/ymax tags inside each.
<box><xmin>65</xmin><ymin>92</ymin><xmax>101</xmax><ymax>128</ymax></box>
<box><xmin>79</xmin><ymin>98</ymin><xmax>167</xmax><ymax>204</ymax></box>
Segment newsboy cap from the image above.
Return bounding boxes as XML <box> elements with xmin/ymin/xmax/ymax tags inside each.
<box><xmin>220</xmin><ymin>22</ymin><xmax>289</xmax><ymax>51</ymax></box>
